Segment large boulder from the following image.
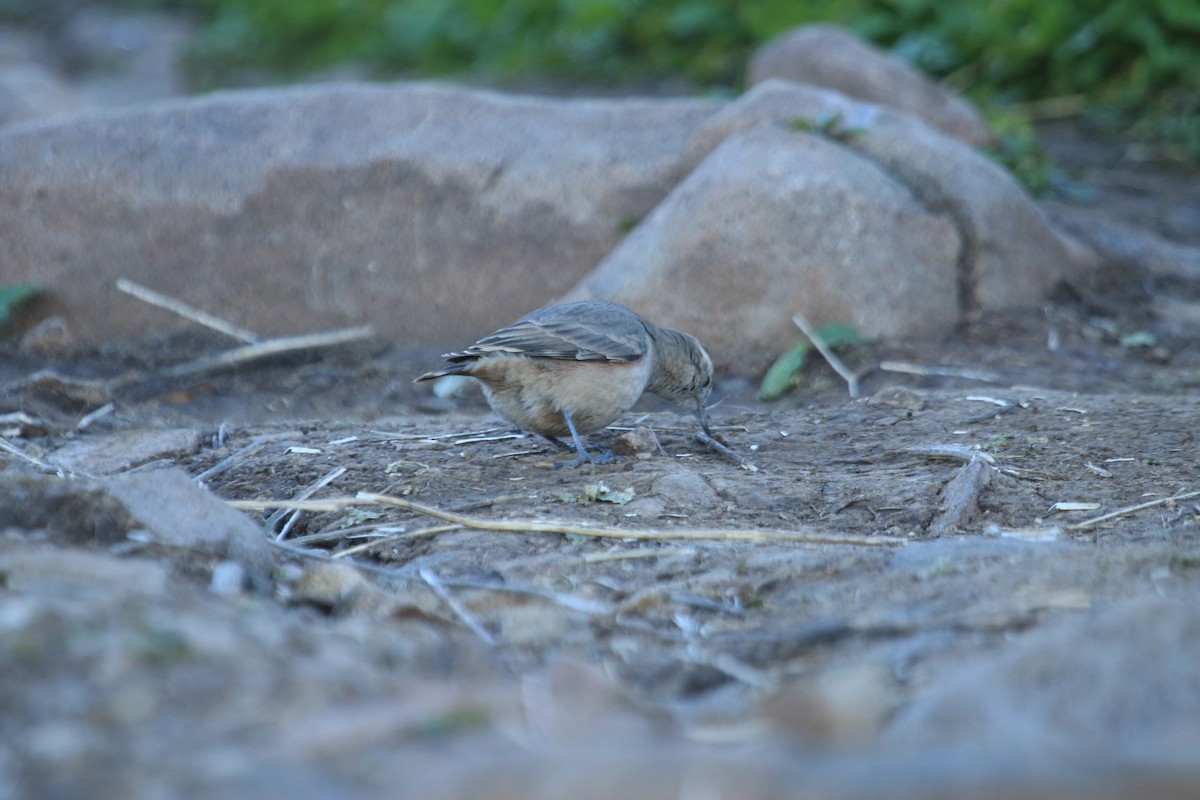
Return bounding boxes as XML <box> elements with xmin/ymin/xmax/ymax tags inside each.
<box><xmin>565</xmin><ymin>124</ymin><xmax>962</xmax><ymax>373</ymax></box>
<box><xmin>565</xmin><ymin>81</ymin><xmax>1095</xmax><ymax>373</ymax></box>
<box><xmin>0</xmin><ymin>82</ymin><xmax>718</xmax><ymax>346</ymax></box>
<box><xmin>748</xmin><ymin>24</ymin><xmax>993</xmax><ymax>147</ymax></box>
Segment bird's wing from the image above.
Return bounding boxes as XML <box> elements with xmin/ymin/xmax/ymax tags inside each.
<box><xmin>445</xmin><ymin>302</ymin><xmax>651</xmax><ymax>363</ymax></box>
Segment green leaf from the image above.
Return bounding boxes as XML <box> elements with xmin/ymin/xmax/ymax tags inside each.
<box><xmin>758</xmin><ymin>339</ymin><xmax>812</xmax><ymax>401</ymax></box>
<box><xmin>758</xmin><ymin>324</ymin><xmax>865</xmax><ymax>401</ymax></box>
<box><xmin>0</xmin><ymin>284</ymin><xmax>41</xmax><ymax>323</ymax></box>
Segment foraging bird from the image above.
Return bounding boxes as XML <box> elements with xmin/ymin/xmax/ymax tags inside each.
<box><xmin>415</xmin><ymin>301</ymin><xmax>713</xmax><ymax>467</ymax></box>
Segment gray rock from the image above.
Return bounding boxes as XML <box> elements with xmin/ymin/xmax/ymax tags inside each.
<box><xmin>0</xmin><ymin>544</ymin><xmax>168</xmax><ymax>597</ymax></box>
<box><xmin>566</xmin><ymin>81</ymin><xmax>1095</xmax><ymax>373</ymax></box>
<box><xmin>49</xmin><ymin>428</ymin><xmax>203</xmax><ymax>476</ymax></box>
<box><xmin>690</xmin><ymin>81</ymin><xmax>1096</xmax><ymax>311</ymax></box>
<box><xmin>0</xmin><ymin>82</ymin><xmax>717</xmax><ymax>347</ymax></box>
<box><xmin>652</xmin><ymin>469</ymin><xmax>720</xmax><ymax>511</ymax></box>
<box><xmin>748</xmin><ymin>24</ymin><xmax>993</xmax><ymax>147</ymax></box>
<box><xmin>886</xmin><ymin>596</ymin><xmax>1200</xmax><ymax>762</ymax></box>
<box><xmin>17</xmin><ymin>315</ymin><xmax>74</xmax><ymax>356</ymax></box>
<box><xmin>566</xmin><ymin>123</ymin><xmax>961</xmax><ymax>374</ymax></box>
<box><xmin>1044</xmin><ymin>201</ymin><xmax>1200</xmax><ymax>280</ymax></box>
<box><xmin>0</xmin><ymin>465</ymin><xmax>274</xmax><ymax>581</ymax></box>
<box><xmin>103</xmin><ymin>468</ymin><xmax>275</xmax><ymax>578</ymax></box>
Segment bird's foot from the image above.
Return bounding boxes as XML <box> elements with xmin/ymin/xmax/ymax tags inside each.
<box><xmin>553</xmin><ymin>447</ymin><xmax>621</xmax><ymax>469</ymax></box>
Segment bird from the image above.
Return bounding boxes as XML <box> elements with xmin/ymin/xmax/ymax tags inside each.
<box><xmin>415</xmin><ymin>300</ymin><xmax>714</xmax><ymax>467</ymax></box>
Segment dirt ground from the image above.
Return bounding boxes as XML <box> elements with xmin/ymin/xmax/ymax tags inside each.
<box><xmin>2</xmin><ymin>124</ymin><xmax>1199</xmax><ymax>798</ymax></box>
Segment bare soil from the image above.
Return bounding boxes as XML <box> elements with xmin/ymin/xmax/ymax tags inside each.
<box><xmin>2</xmin><ymin>125</ymin><xmax>1199</xmax><ymax>798</ymax></box>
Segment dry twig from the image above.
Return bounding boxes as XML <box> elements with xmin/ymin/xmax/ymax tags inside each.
<box><xmin>272</xmin><ymin>466</ymin><xmax>347</xmax><ymax>542</ymax></box>
<box><xmin>880</xmin><ymin>360</ymin><xmax>1000</xmax><ymax>383</ymax></box>
<box><xmin>793</xmin><ymin>312</ymin><xmax>860</xmax><ymax>397</ymax></box>
<box><xmin>163</xmin><ymin>326</ymin><xmax>374</xmax><ymax>378</ymax></box>
<box><xmin>331</xmin><ymin>524</ymin><xmax>461</xmax><ymax>559</ymax></box>
<box><xmin>194</xmin><ymin>434</ymin><xmax>273</xmax><ymax>484</ymax></box>
<box><xmin>117</xmin><ymin>278</ymin><xmax>260</xmax><ymax>343</ymax></box>
<box><xmin>1064</xmin><ymin>490</ymin><xmax>1200</xmax><ymax>532</ymax></box>
<box><xmin>419</xmin><ymin>567</ymin><xmax>496</xmax><ymax>645</ymax></box>
<box><xmin>229</xmin><ymin>492</ymin><xmax>905</xmax><ymax>547</ymax></box>
<box><xmin>929</xmin><ymin>454</ymin><xmax>994</xmax><ymax>536</ymax></box>
<box><xmin>0</xmin><ymin>437</ymin><xmax>93</xmax><ymax>479</ymax></box>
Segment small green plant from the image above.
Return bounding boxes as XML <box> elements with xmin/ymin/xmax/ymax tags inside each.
<box><xmin>14</xmin><ymin>0</ymin><xmax>1200</xmax><ymax>159</ymax></box>
<box><xmin>982</xmin><ymin>113</ymin><xmax>1059</xmax><ymax>195</ymax></box>
<box><xmin>790</xmin><ymin>112</ymin><xmax>864</xmax><ymax>143</ymax></box>
<box><xmin>758</xmin><ymin>324</ymin><xmax>864</xmax><ymax>401</ymax></box>
<box><xmin>0</xmin><ymin>284</ymin><xmax>40</xmax><ymax>323</ymax></box>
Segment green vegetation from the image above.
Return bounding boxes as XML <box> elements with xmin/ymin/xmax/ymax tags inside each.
<box><xmin>8</xmin><ymin>0</ymin><xmax>1199</xmax><ymax>156</ymax></box>
<box><xmin>758</xmin><ymin>324</ymin><xmax>864</xmax><ymax>401</ymax></box>
<box><xmin>0</xmin><ymin>284</ymin><xmax>40</xmax><ymax>323</ymax></box>
<box><xmin>159</xmin><ymin>0</ymin><xmax>1200</xmax><ymax>159</ymax></box>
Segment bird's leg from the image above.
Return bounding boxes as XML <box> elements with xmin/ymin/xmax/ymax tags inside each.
<box><xmin>541</xmin><ymin>434</ymin><xmax>574</xmax><ymax>452</ymax></box>
<box><xmin>695</xmin><ymin>401</ymin><xmax>712</xmax><ymax>436</ymax></box>
<box><xmin>554</xmin><ymin>410</ymin><xmax>618</xmax><ymax>468</ymax></box>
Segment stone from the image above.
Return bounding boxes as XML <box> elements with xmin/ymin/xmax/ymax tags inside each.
<box><xmin>1044</xmin><ymin>201</ymin><xmax>1200</xmax><ymax>280</ymax></box>
<box><xmin>0</xmin><ymin>544</ymin><xmax>168</xmax><ymax>597</ymax></box>
<box><xmin>0</xmin><ymin>83</ymin><xmax>718</xmax><ymax>347</ymax></box>
<box><xmin>209</xmin><ymin>561</ymin><xmax>246</xmax><ymax>595</ymax></box>
<box><xmin>290</xmin><ymin>562</ymin><xmax>371</xmax><ymax>610</ymax></box>
<box><xmin>566</xmin><ymin>81</ymin><xmax>1095</xmax><ymax>373</ymax></box>
<box><xmin>688</xmin><ymin>81</ymin><xmax>1096</xmax><ymax>313</ymax></box>
<box><xmin>652</xmin><ymin>469</ymin><xmax>720</xmax><ymax>511</ymax></box>
<box><xmin>566</xmin><ymin>123</ymin><xmax>961</xmax><ymax>374</ymax></box>
<box><xmin>747</xmin><ymin>24</ymin><xmax>993</xmax><ymax>146</ymax></box>
<box><xmin>885</xmin><ymin>597</ymin><xmax>1200</xmax><ymax>761</ymax></box>
<box><xmin>49</xmin><ymin>428</ymin><xmax>203</xmax><ymax>476</ymax></box>
<box><xmin>611</xmin><ymin>427</ymin><xmax>661</xmax><ymax>457</ymax></box>
<box><xmin>17</xmin><ymin>315</ymin><xmax>74</xmax><ymax>356</ymax></box>
<box><xmin>103</xmin><ymin>468</ymin><xmax>275</xmax><ymax>579</ymax></box>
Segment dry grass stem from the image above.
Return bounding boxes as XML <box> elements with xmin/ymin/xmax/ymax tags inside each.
<box><xmin>194</xmin><ymin>434</ymin><xmax>273</xmax><ymax>483</ymax></box>
<box><xmin>75</xmin><ymin>402</ymin><xmax>115</xmax><ymax>431</ymax></box>
<box><xmin>163</xmin><ymin>326</ymin><xmax>373</xmax><ymax>379</ymax></box>
<box><xmin>792</xmin><ymin>312</ymin><xmax>860</xmax><ymax>398</ymax></box>
<box><xmin>419</xmin><ymin>567</ymin><xmax>497</xmax><ymax>645</ymax></box>
<box><xmin>331</xmin><ymin>524</ymin><xmax>461</xmax><ymax>559</ymax></box>
<box><xmin>583</xmin><ymin>548</ymin><xmax>697</xmax><ymax>563</ymax></box>
<box><xmin>0</xmin><ymin>436</ymin><xmax>92</xmax><ymax>479</ymax></box>
<box><xmin>272</xmin><ymin>466</ymin><xmax>347</xmax><ymax>542</ymax></box>
<box><xmin>371</xmin><ymin>427</ymin><xmax>509</xmax><ymax>442</ymax></box>
<box><xmin>231</xmin><ymin>493</ymin><xmax>905</xmax><ymax>546</ymax></box>
<box><xmin>435</xmin><ymin>577</ymin><xmax>610</xmax><ymax>614</ymax></box>
<box><xmin>1064</xmin><ymin>489</ymin><xmax>1200</xmax><ymax>531</ymax></box>
<box><xmin>117</xmin><ymin>278</ymin><xmax>261</xmax><ymax>343</ymax></box>
<box><xmin>880</xmin><ymin>360</ymin><xmax>1000</xmax><ymax>383</ymax></box>
<box><xmin>287</xmin><ymin>524</ymin><xmax>408</xmax><ymax>548</ymax></box>
<box><xmin>453</xmin><ymin>433</ymin><xmax>525</xmax><ymax>445</ymax></box>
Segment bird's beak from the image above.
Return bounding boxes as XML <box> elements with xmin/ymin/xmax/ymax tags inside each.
<box><xmin>695</xmin><ymin>402</ymin><xmax>712</xmax><ymax>436</ymax></box>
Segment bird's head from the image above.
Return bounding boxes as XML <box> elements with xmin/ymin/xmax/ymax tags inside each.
<box><xmin>647</xmin><ymin>327</ymin><xmax>713</xmax><ymax>435</ymax></box>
